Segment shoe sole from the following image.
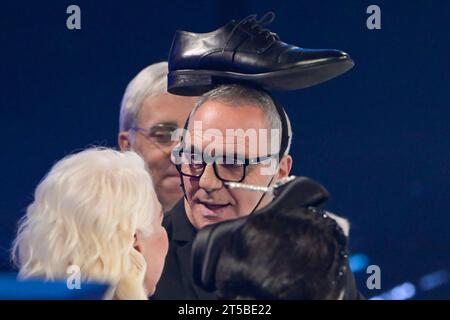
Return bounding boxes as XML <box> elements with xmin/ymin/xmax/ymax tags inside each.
<box><xmin>168</xmin><ymin>56</ymin><xmax>354</xmax><ymax>96</ymax></box>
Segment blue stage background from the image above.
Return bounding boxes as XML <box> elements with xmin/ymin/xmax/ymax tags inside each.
<box><xmin>1</xmin><ymin>0</ymin><xmax>449</xmax><ymax>299</ymax></box>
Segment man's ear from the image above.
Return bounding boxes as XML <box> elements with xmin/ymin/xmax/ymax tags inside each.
<box><xmin>118</xmin><ymin>131</ymin><xmax>131</xmax><ymax>151</ymax></box>
<box><xmin>277</xmin><ymin>155</ymin><xmax>293</xmax><ymax>179</ymax></box>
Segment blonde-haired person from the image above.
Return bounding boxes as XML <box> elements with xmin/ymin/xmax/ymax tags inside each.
<box><xmin>11</xmin><ymin>147</ymin><xmax>168</xmax><ymax>299</ymax></box>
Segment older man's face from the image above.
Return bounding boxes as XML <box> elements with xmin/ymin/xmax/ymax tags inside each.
<box><xmin>119</xmin><ymin>93</ymin><xmax>197</xmax><ymax>212</ymax></box>
<box><xmin>182</xmin><ymin>101</ymin><xmax>292</xmax><ymax>230</ymax></box>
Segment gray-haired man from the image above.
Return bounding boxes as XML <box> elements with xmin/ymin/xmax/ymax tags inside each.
<box><xmin>118</xmin><ymin>62</ymin><xmax>198</xmax><ymax>212</ymax></box>
<box><xmin>153</xmin><ymin>84</ymin><xmax>361</xmax><ymax>300</ymax></box>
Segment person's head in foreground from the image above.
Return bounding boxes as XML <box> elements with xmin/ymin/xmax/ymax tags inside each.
<box><xmin>11</xmin><ymin>148</ymin><xmax>168</xmax><ymax>299</ymax></box>
<box><xmin>215</xmin><ymin>206</ymin><xmax>349</xmax><ymax>300</ymax></box>
<box><xmin>118</xmin><ymin>62</ymin><xmax>198</xmax><ymax>212</ymax></box>
<box><xmin>175</xmin><ymin>84</ymin><xmax>293</xmax><ymax>230</ymax></box>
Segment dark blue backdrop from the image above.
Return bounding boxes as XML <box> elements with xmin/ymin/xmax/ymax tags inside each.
<box><xmin>1</xmin><ymin>0</ymin><xmax>449</xmax><ymax>299</ymax></box>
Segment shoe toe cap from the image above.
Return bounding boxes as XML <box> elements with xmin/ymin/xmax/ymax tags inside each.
<box><xmin>280</xmin><ymin>47</ymin><xmax>351</xmax><ymax>66</ymax></box>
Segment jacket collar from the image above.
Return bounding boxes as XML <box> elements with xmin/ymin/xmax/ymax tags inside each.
<box><xmin>167</xmin><ymin>199</ymin><xmax>197</xmax><ymax>243</ymax></box>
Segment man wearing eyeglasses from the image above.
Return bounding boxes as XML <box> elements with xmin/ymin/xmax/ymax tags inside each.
<box><xmin>153</xmin><ymin>84</ymin><xmax>291</xmax><ymax>299</ymax></box>
<box><xmin>153</xmin><ymin>84</ymin><xmax>362</xmax><ymax>300</ymax></box>
<box><xmin>173</xmin><ymin>86</ymin><xmax>292</xmax><ymax>232</ymax></box>
<box><xmin>118</xmin><ymin>62</ymin><xmax>198</xmax><ymax>212</ymax></box>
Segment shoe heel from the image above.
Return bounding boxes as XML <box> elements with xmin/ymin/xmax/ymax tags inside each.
<box><xmin>168</xmin><ymin>71</ymin><xmax>214</xmax><ymax>96</ymax></box>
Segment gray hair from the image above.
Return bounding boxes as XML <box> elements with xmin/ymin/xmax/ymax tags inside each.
<box><xmin>187</xmin><ymin>84</ymin><xmax>292</xmax><ymax>156</ymax></box>
<box><xmin>119</xmin><ymin>62</ymin><xmax>168</xmax><ymax>133</ymax></box>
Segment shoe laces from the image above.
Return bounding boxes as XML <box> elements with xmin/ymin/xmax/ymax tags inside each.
<box><xmin>222</xmin><ymin>12</ymin><xmax>280</xmax><ymax>53</ymax></box>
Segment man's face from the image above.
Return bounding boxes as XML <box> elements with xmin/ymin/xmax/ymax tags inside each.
<box><xmin>119</xmin><ymin>93</ymin><xmax>198</xmax><ymax>212</ymax></box>
<box><xmin>182</xmin><ymin>101</ymin><xmax>292</xmax><ymax>230</ymax></box>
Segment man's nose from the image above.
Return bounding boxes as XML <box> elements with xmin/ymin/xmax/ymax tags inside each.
<box><xmin>199</xmin><ymin>164</ymin><xmax>222</xmax><ymax>192</ymax></box>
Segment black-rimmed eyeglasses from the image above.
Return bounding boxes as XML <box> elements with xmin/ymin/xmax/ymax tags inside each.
<box><xmin>174</xmin><ymin>149</ymin><xmax>274</xmax><ymax>183</ymax></box>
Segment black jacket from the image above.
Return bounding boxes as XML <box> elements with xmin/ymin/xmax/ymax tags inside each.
<box><xmin>152</xmin><ymin>199</ymin><xmax>364</xmax><ymax>300</ymax></box>
<box><xmin>152</xmin><ymin>200</ymin><xmax>216</xmax><ymax>299</ymax></box>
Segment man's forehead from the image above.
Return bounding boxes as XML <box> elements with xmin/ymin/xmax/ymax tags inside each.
<box><xmin>191</xmin><ymin>127</ymin><xmax>267</xmax><ymax>141</ymax></box>
<box><xmin>138</xmin><ymin>93</ymin><xmax>196</xmax><ymax>126</ymax></box>
<box><xmin>184</xmin><ymin>101</ymin><xmax>279</xmax><ymax>156</ymax></box>
<box><xmin>190</xmin><ymin>101</ymin><xmax>268</xmax><ymax>129</ymax></box>
<box><xmin>186</xmin><ymin>124</ymin><xmax>277</xmax><ymax>158</ymax></box>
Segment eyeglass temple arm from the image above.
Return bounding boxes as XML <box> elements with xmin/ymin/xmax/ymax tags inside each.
<box><xmin>224</xmin><ymin>175</ymin><xmax>296</xmax><ymax>195</ymax></box>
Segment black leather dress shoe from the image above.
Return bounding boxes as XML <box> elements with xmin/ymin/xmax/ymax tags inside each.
<box><xmin>168</xmin><ymin>12</ymin><xmax>354</xmax><ymax>96</ymax></box>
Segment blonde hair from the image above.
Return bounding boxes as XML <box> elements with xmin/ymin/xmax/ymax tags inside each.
<box><xmin>11</xmin><ymin>147</ymin><xmax>162</xmax><ymax>300</ymax></box>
